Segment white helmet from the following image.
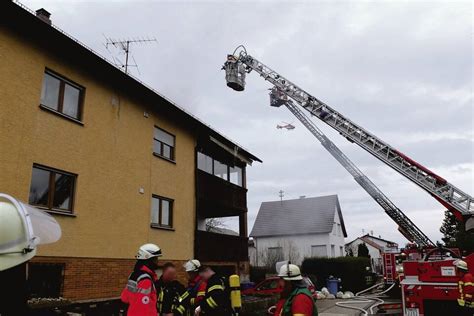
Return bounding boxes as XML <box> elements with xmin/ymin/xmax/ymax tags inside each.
<box><xmin>184</xmin><ymin>259</ymin><xmax>201</xmax><ymax>272</ymax></box>
<box><xmin>0</xmin><ymin>194</ymin><xmax>61</xmax><ymax>271</ymax></box>
<box><xmin>136</xmin><ymin>243</ymin><xmax>162</xmax><ymax>260</ymax></box>
<box><xmin>455</xmin><ymin>259</ymin><xmax>469</xmax><ymax>272</ymax></box>
<box><xmin>278</xmin><ymin>263</ymin><xmax>303</xmax><ymax>281</ymax></box>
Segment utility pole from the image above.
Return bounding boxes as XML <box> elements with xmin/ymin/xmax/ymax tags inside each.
<box><xmin>279</xmin><ymin>190</ymin><xmax>284</xmax><ymax>204</ymax></box>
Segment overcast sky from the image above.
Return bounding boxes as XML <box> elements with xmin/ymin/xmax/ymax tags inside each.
<box><xmin>22</xmin><ymin>0</ymin><xmax>473</xmax><ymax>246</ymax></box>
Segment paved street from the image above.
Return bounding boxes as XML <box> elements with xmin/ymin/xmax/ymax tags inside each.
<box><xmin>317</xmin><ymin>299</ymin><xmax>373</xmax><ymax>316</ymax></box>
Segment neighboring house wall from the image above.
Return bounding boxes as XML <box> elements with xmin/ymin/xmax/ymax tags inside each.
<box><xmin>254</xmin><ymin>211</ymin><xmax>345</xmax><ymax>266</ymax></box>
<box><xmin>345</xmin><ymin>237</ymin><xmax>394</xmax><ymax>274</ymax></box>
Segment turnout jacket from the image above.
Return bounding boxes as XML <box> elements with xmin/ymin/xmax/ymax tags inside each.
<box><xmin>121</xmin><ymin>265</ymin><xmax>158</xmax><ymax>316</ymax></box>
<box><xmin>458</xmin><ymin>272</ymin><xmax>474</xmax><ymax>308</ymax></box>
<box><xmin>274</xmin><ymin>287</ymin><xmax>317</xmax><ymax>316</ymax></box>
<box><xmin>156</xmin><ymin>277</ymin><xmax>185</xmax><ymax>314</ymax></box>
<box><xmin>199</xmin><ymin>273</ymin><xmax>232</xmax><ymax>316</ymax></box>
<box><xmin>174</xmin><ymin>275</ymin><xmax>207</xmax><ymax>316</ymax></box>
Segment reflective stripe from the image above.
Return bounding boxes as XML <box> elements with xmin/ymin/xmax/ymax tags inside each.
<box><xmin>176</xmin><ymin>305</ymin><xmax>186</xmax><ymax>314</ymax></box>
<box><xmin>293</xmin><ymin>314</ymin><xmax>307</xmax><ymax>316</ymax></box>
<box><xmin>207</xmin><ymin>297</ymin><xmax>218</xmax><ymax>308</ymax></box>
<box><xmin>138</xmin><ymin>287</ymin><xmax>152</xmax><ymax>295</ymax></box>
<box><xmin>180</xmin><ymin>291</ymin><xmax>190</xmax><ymax>300</ymax></box>
<box><xmin>208</xmin><ymin>285</ymin><xmax>224</xmax><ymax>292</ymax></box>
<box><xmin>465</xmin><ymin>282</ymin><xmax>474</xmax><ymax>286</ymax></box>
<box><xmin>197</xmin><ymin>291</ymin><xmax>206</xmax><ymax>296</ymax></box>
<box><xmin>190</xmin><ymin>298</ymin><xmax>195</xmax><ymax>305</ymax></box>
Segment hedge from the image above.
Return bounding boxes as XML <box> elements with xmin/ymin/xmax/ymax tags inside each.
<box><xmin>249</xmin><ymin>266</ymin><xmax>273</xmax><ymax>284</ymax></box>
<box><xmin>302</xmin><ymin>256</ymin><xmax>371</xmax><ymax>293</ymax></box>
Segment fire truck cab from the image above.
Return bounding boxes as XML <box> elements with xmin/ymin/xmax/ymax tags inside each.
<box><xmin>401</xmin><ymin>247</ymin><xmax>472</xmax><ymax>316</ymax></box>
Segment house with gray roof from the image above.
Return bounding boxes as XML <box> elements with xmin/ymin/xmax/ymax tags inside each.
<box><xmin>249</xmin><ymin>194</ymin><xmax>347</xmax><ymax>266</ymax></box>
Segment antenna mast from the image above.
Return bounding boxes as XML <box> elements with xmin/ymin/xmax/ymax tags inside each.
<box><xmin>105</xmin><ymin>37</ymin><xmax>157</xmax><ymax>74</ymax></box>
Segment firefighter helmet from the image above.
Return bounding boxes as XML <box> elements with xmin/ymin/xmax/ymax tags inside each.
<box><xmin>455</xmin><ymin>259</ymin><xmax>469</xmax><ymax>272</ymax></box>
<box><xmin>184</xmin><ymin>259</ymin><xmax>201</xmax><ymax>272</ymax></box>
<box><xmin>278</xmin><ymin>263</ymin><xmax>303</xmax><ymax>281</ymax></box>
<box><xmin>136</xmin><ymin>243</ymin><xmax>162</xmax><ymax>260</ymax></box>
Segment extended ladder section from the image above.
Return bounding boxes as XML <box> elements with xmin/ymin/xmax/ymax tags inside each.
<box><xmin>281</xmin><ymin>96</ymin><xmax>434</xmax><ymax>247</ymax></box>
<box><xmin>226</xmin><ymin>53</ymin><xmax>473</xmax><ymax>228</ymax></box>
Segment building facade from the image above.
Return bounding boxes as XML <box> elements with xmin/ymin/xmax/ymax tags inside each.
<box><xmin>345</xmin><ymin>234</ymin><xmax>398</xmax><ymax>274</ymax></box>
<box><xmin>250</xmin><ymin>195</ymin><xmax>347</xmax><ymax>266</ymax></box>
<box><xmin>0</xmin><ymin>3</ymin><xmax>260</xmax><ymax>302</ymax></box>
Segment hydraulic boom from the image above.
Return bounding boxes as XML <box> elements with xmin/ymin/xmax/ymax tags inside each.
<box><xmin>223</xmin><ymin>47</ymin><xmax>474</xmax><ymax>231</ymax></box>
<box><xmin>272</xmin><ymin>91</ymin><xmax>434</xmax><ymax>246</ymax></box>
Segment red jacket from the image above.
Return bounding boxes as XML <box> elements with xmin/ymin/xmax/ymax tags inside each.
<box><xmin>274</xmin><ymin>293</ymin><xmax>314</xmax><ymax>316</ymax></box>
<box><xmin>121</xmin><ymin>265</ymin><xmax>158</xmax><ymax>316</ymax></box>
<box><xmin>458</xmin><ymin>272</ymin><xmax>474</xmax><ymax>308</ymax></box>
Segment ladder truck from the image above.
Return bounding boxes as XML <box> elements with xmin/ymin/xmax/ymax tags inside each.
<box><xmin>222</xmin><ymin>47</ymin><xmax>474</xmax><ymax>315</ymax></box>
<box><xmin>269</xmin><ymin>90</ymin><xmax>433</xmax><ymax>286</ymax></box>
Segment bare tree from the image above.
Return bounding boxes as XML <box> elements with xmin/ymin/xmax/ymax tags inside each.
<box><xmin>205</xmin><ymin>217</ymin><xmax>228</xmax><ymax>232</ymax></box>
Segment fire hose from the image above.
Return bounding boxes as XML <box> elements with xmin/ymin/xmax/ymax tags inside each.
<box><xmin>335</xmin><ymin>282</ymin><xmax>396</xmax><ymax>315</ymax></box>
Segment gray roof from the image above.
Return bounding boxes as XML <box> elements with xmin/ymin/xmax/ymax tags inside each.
<box><xmin>250</xmin><ymin>195</ymin><xmax>347</xmax><ymax>238</ymax></box>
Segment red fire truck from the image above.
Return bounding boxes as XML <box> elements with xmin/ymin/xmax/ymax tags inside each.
<box><xmin>223</xmin><ymin>47</ymin><xmax>474</xmax><ymax>315</ymax></box>
<box><xmin>401</xmin><ymin>248</ymin><xmax>473</xmax><ymax>315</ymax></box>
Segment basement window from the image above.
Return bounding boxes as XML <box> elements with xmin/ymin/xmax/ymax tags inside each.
<box><xmin>28</xmin><ymin>263</ymin><xmax>64</xmax><ymax>298</ymax></box>
<box><xmin>40</xmin><ymin>70</ymin><xmax>84</xmax><ymax>121</ymax></box>
<box><xmin>28</xmin><ymin>164</ymin><xmax>76</xmax><ymax>214</ymax></box>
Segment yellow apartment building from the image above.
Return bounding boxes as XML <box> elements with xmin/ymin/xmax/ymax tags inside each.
<box><xmin>0</xmin><ymin>2</ymin><xmax>260</xmax><ymax>304</ymax></box>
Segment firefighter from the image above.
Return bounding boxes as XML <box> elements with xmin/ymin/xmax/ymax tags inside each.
<box><xmin>456</xmin><ymin>259</ymin><xmax>474</xmax><ymax>312</ymax></box>
<box><xmin>194</xmin><ymin>265</ymin><xmax>232</xmax><ymax>316</ymax></box>
<box><xmin>156</xmin><ymin>262</ymin><xmax>185</xmax><ymax>316</ymax></box>
<box><xmin>274</xmin><ymin>263</ymin><xmax>318</xmax><ymax>316</ymax></box>
<box><xmin>174</xmin><ymin>259</ymin><xmax>207</xmax><ymax>316</ymax></box>
<box><xmin>121</xmin><ymin>243</ymin><xmax>162</xmax><ymax>316</ymax></box>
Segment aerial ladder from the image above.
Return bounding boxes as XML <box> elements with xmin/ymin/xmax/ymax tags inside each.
<box><xmin>223</xmin><ymin>46</ymin><xmax>474</xmax><ymax>232</ymax></box>
<box><xmin>270</xmin><ymin>89</ymin><xmax>434</xmax><ymax>247</ymax></box>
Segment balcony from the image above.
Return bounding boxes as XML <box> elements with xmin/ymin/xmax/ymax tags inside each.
<box><xmin>197</xmin><ymin>170</ymin><xmax>247</xmax><ymax>217</ymax></box>
<box><xmin>195</xmin><ymin>230</ymin><xmax>248</xmax><ymax>262</ymax></box>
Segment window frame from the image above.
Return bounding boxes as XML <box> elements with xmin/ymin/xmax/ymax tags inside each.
<box><xmin>29</xmin><ymin>164</ymin><xmax>77</xmax><ymax>215</ymax></box>
<box><xmin>196</xmin><ymin>151</ymin><xmax>246</xmax><ymax>188</ymax></box>
<box><xmin>40</xmin><ymin>69</ymin><xmax>85</xmax><ymax>122</ymax></box>
<box><xmin>150</xmin><ymin>194</ymin><xmax>174</xmax><ymax>230</ymax></box>
<box><xmin>153</xmin><ymin>126</ymin><xmax>176</xmax><ymax>162</ymax></box>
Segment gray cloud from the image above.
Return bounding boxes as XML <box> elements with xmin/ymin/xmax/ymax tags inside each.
<box><xmin>22</xmin><ymin>0</ymin><xmax>473</xmax><ymax>245</ymax></box>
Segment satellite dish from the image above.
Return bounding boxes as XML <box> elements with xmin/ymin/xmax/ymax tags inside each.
<box><xmin>0</xmin><ymin>193</ymin><xmax>61</xmax><ymax>271</ymax></box>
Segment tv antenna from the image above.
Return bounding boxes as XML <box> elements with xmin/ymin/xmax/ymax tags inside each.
<box><xmin>104</xmin><ymin>36</ymin><xmax>157</xmax><ymax>74</ymax></box>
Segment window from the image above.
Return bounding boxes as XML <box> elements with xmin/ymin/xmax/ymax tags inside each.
<box><xmin>337</xmin><ymin>224</ymin><xmax>341</xmax><ymax>237</ymax></box>
<box><xmin>196</xmin><ymin>151</ymin><xmax>245</xmax><ymax>187</ymax></box>
<box><xmin>197</xmin><ymin>152</ymin><xmax>213</xmax><ymax>174</ymax></box>
<box><xmin>151</xmin><ymin>195</ymin><xmax>173</xmax><ymax>228</ymax></box>
<box><xmin>213</xmin><ymin>160</ymin><xmax>228</xmax><ymax>180</ymax></box>
<box><xmin>268</xmin><ymin>247</ymin><xmax>283</xmax><ymax>262</ymax></box>
<box><xmin>40</xmin><ymin>70</ymin><xmax>84</xmax><ymax>120</ymax></box>
<box><xmin>153</xmin><ymin>127</ymin><xmax>175</xmax><ymax>161</ymax></box>
<box><xmin>29</xmin><ymin>263</ymin><xmax>64</xmax><ymax>298</ymax></box>
<box><xmin>29</xmin><ymin>164</ymin><xmax>76</xmax><ymax>214</ymax></box>
<box><xmin>311</xmin><ymin>245</ymin><xmax>327</xmax><ymax>257</ymax></box>
<box><xmin>331</xmin><ymin>245</ymin><xmax>336</xmax><ymax>257</ymax></box>
<box><xmin>229</xmin><ymin>166</ymin><xmax>243</xmax><ymax>186</ymax></box>
<box><xmin>340</xmin><ymin>246</ymin><xmax>344</xmax><ymax>257</ymax></box>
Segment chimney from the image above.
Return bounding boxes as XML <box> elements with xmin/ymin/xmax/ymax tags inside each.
<box><xmin>299</xmin><ymin>195</ymin><xmax>306</xmax><ymax>199</ymax></box>
<box><xmin>35</xmin><ymin>8</ymin><xmax>51</xmax><ymax>25</ymax></box>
